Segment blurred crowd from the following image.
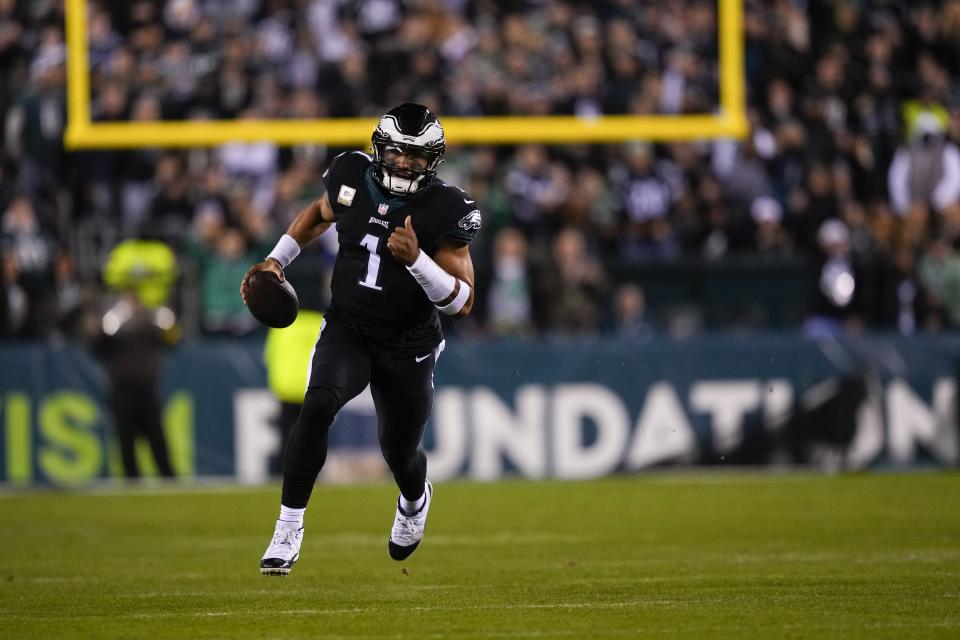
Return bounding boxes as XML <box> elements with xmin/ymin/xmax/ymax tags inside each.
<box><xmin>2</xmin><ymin>0</ymin><xmax>960</xmax><ymax>341</ymax></box>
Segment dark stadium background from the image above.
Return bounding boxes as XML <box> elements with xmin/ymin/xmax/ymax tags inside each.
<box><xmin>0</xmin><ymin>0</ymin><xmax>957</xmax><ymax>482</ymax></box>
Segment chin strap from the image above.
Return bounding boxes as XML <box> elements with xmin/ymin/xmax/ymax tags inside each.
<box><xmin>406</xmin><ymin>250</ymin><xmax>471</xmax><ymax>315</ymax></box>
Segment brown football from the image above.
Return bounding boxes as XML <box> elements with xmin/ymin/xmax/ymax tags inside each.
<box><xmin>244</xmin><ymin>271</ymin><xmax>299</xmax><ymax>328</ymax></box>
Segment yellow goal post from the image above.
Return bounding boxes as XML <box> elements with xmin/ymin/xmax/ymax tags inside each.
<box><xmin>64</xmin><ymin>0</ymin><xmax>747</xmax><ymax>148</ymax></box>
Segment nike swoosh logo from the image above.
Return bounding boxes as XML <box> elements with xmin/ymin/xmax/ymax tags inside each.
<box><xmin>463</xmin><ymin>198</ymin><xmax>475</xmax><ymax>204</ymax></box>
<box><xmin>415</xmin><ymin>354</ymin><xmax>431</xmax><ymax>363</ymax></box>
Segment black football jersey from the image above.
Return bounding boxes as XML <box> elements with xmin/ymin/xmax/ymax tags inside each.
<box><xmin>322</xmin><ymin>151</ymin><xmax>481</xmax><ymax>343</ymax></box>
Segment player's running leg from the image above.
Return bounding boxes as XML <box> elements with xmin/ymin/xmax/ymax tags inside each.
<box><xmin>370</xmin><ymin>342</ymin><xmax>441</xmax><ymax>560</ymax></box>
<box><xmin>261</xmin><ymin>313</ymin><xmax>371</xmax><ymax>575</ymax></box>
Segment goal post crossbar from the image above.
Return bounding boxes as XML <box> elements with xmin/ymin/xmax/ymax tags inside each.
<box><xmin>64</xmin><ymin>0</ymin><xmax>746</xmax><ymax>148</ymax></box>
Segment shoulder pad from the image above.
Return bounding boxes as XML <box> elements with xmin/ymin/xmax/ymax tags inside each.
<box><xmin>323</xmin><ymin>150</ymin><xmax>371</xmax><ymax>179</ymax></box>
<box><xmin>435</xmin><ymin>184</ymin><xmax>482</xmax><ymax>246</ymax></box>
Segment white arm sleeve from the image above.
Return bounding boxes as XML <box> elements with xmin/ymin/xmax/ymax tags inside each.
<box><xmin>406</xmin><ymin>250</ymin><xmax>471</xmax><ymax>315</ymax></box>
<box><xmin>436</xmin><ymin>281</ymin><xmax>471</xmax><ymax>315</ymax></box>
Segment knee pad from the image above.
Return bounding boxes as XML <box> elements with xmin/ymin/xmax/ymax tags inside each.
<box><xmin>298</xmin><ymin>386</ymin><xmax>341</xmax><ymax>427</ymax></box>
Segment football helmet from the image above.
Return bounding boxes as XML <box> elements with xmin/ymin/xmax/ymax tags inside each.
<box><xmin>372</xmin><ymin>103</ymin><xmax>445</xmax><ymax>195</ymax></box>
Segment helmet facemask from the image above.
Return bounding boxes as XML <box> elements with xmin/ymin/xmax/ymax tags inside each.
<box><xmin>371</xmin><ymin>103</ymin><xmax>446</xmax><ymax>195</ymax></box>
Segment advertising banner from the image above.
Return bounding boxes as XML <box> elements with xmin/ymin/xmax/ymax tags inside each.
<box><xmin>0</xmin><ymin>335</ymin><xmax>956</xmax><ymax>486</ymax></box>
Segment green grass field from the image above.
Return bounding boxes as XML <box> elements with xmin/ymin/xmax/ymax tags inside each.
<box><xmin>1</xmin><ymin>471</ymin><xmax>958</xmax><ymax>639</ymax></box>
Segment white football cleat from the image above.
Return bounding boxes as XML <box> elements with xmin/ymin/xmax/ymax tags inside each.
<box><xmin>260</xmin><ymin>520</ymin><xmax>303</xmax><ymax>576</ymax></box>
<box><xmin>388</xmin><ymin>480</ymin><xmax>433</xmax><ymax>561</ymax></box>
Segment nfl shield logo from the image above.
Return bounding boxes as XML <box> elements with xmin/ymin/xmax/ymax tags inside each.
<box><xmin>378</xmin><ymin>203</ymin><xmax>389</xmax><ymax>216</ymax></box>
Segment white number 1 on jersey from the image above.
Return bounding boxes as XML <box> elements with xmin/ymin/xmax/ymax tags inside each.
<box><xmin>358</xmin><ymin>234</ymin><xmax>383</xmax><ymax>291</ymax></box>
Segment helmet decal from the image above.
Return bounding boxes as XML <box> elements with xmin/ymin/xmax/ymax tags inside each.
<box><xmin>376</xmin><ymin>115</ymin><xmax>445</xmax><ymax>147</ymax></box>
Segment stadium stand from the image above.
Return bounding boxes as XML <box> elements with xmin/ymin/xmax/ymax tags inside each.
<box><xmin>2</xmin><ymin>0</ymin><xmax>960</xmax><ymax>339</ymax></box>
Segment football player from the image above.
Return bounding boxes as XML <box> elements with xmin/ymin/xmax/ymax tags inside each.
<box><xmin>241</xmin><ymin>103</ymin><xmax>481</xmax><ymax>575</ymax></box>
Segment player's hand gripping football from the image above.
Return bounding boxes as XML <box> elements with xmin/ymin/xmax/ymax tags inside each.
<box><xmin>240</xmin><ymin>258</ymin><xmax>285</xmax><ymax>304</ymax></box>
<box><xmin>387</xmin><ymin>215</ymin><xmax>420</xmax><ymax>266</ymax></box>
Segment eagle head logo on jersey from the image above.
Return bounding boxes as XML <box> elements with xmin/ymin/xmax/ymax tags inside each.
<box><xmin>371</xmin><ymin>103</ymin><xmax>445</xmax><ymax>196</ymax></box>
<box><xmin>458</xmin><ymin>210</ymin><xmax>482</xmax><ymax>231</ymax></box>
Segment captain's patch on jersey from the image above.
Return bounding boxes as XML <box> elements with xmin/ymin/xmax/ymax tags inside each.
<box><xmin>378</xmin><ymin>203</ymin><xmax>389</xmax><ymax>215</ymax></box>
<box><xmin>337</xmin><ymin>185</ymin><xmax>357</xmax><ymax>206</ymax></box>
<box><xmin>458</xmin><ymin>210</ymin><xmax>482</xmax><ymax>231</ymax></box>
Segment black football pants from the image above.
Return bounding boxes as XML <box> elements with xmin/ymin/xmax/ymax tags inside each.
<box><xmin>280</xmin><ymin>312</ymin><xmax>441</xmax><ymax>509</ymax></box>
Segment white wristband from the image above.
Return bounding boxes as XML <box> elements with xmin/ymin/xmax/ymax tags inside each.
<box><xmin>407</xmin><ymin>250</ymin><xmax>456</xmax><ymax>303</ymax></box>
<box><xmin>267</xmin><ymin>234</ymin><xmax>301</xmax><ymax>268</ymax></box>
